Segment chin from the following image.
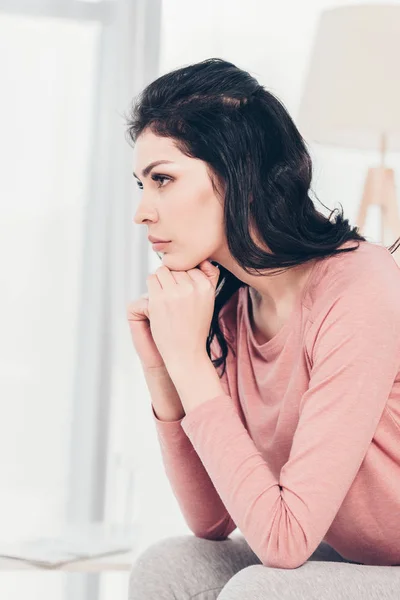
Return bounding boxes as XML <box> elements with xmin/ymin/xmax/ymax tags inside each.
<box><xmin>160</xmin><ymin>251</ymin><xmax>209</xmax><ymax>272</ymax></box>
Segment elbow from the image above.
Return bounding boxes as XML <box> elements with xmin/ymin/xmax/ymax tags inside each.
<box><xmin>192</xmin><ymin>516</ymin><xmax>237</xmax><ymax>541</ymax></box>
<box><xmin>263</xmin><ymin>557</ymin><xmax>307</xmax><ymax>570</ymax></box>
<box><xmin>194</xmin><ymin>531</ymin><xmax>230</xmax><ymax>541</ymax></box>
<box><xmin>261</xmin><ymin>551</ymin><xmax>309</xmax><ymax>570</ymax></box>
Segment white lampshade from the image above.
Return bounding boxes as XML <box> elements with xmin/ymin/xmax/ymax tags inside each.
<box><xmin>297</xmin><ymin>4</ymin><xmax>400</xmax><ymax>151</ymax></box>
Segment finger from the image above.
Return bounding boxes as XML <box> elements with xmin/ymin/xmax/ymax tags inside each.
<box><xmin>151</xmin><ymin>265</ymin><xmax>177</xmax><ymax>291</ymax></box>
<box><xmin>191</xmin><ymin>261</ymin><xmax>220</xmax><ymax>289</ymax></box>
<box><xmin>157</xmin><ymin>266</ymin><xmax>196</xmax><ymax>289</ymax></box>
<box><xmin>146</xmin><ymin>273</ymin><xmax>162</xmax><ymax>295</ymax></box>
<box><xmin>197</xmin><ymin>260</ymin><xmax>220</xmax><ymax>280</ymax></box>
<box><xmin>185</xmin><ymin>268</ymin><xmax>210</xmax><ymax>285</ymax></box>
<box><xmin>169</xmin><ymin>270</ymin><xmax>194</xmax><ymax>284</ymax></box>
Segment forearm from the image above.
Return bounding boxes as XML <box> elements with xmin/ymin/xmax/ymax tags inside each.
<box><xmin>143</xmin><ymin>366</ymin><xmax>185</xmax><ymax>421</ymax></box>
<box><xmin>143</xmin><ymin>364</ymin><xmax>235</xmax><ymax>539</ymax></box>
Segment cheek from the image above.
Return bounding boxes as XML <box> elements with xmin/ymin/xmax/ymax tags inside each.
<box><xmin>174</xmin><ymin>192</ymin><xmax>223</xmax><ymax>245</ymax></box>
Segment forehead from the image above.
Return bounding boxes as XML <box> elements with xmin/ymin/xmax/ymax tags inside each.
<box><xmin>133</xmin><ymin>130</ymin><xmax>181</xmax><ymax>164</ymax></box>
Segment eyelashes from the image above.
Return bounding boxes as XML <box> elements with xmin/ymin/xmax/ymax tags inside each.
<box><xmin>136</xmin><ymin>173</ymin><xmax>171</xmax><ymax>190</ymax></box>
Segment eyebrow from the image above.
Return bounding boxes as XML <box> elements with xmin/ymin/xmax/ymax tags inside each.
<box><xmin>132</xmin><ymin>160</ymin><xmax>174</xmax><ymax>180</ymax></box>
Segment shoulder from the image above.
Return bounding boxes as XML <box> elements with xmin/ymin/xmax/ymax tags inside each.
<box><xmin>305</xmin><ymin>240</ymin><xmax>400</xmax><ymax>328</ymax></box>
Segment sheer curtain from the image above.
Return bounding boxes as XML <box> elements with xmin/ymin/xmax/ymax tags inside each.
<box><xmin>0</xmin><ymin>1</ymin><xmax>161</xmax><ymax>599</ymax></box>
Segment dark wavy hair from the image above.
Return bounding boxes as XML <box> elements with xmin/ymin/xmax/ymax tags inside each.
<box><xmin>125</xmin><ymin>57</ymin><xmax>400</xmax><ymax>378</ymax></box>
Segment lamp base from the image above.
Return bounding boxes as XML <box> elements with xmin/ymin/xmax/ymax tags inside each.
<box><xmin>356</xmin><ymin>166</ymin><xmax>400</xmax><ymax>265</ymax></box>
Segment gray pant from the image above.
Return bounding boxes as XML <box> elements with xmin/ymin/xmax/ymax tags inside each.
<box><xmin>128</xmin><ymin>534</ymin><xmax>400</xmax><ymax>599</ymax></box>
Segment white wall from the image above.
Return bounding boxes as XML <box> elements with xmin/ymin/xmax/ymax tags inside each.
<box><xmin>0</xmin><ymin>12</ymin><xmax>100</xmax><ymax>599</ymax></box>
<box><xmin>128</xmin><ymin>0</ymin><xmax>400</xmax><ymax>553</ymax></box>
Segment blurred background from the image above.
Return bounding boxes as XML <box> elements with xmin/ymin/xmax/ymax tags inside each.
<box><xmin>0</xmin><ymin>0</ymin><xmax>399</xmax><ymax>598</ymax></box>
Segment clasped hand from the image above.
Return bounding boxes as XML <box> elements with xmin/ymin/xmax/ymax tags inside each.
<box><xmin>146</xmin><ymin>260</ymin><xmax>220</xmax><ymax>370</ymax></box>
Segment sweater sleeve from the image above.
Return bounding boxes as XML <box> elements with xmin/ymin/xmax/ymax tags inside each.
<box><xmin>180</xmin><ymin>267</ymin><xmax>400</xmax><ymax>568</ymax></box>
<box><xmin>151</xmin><ymin>336</ymin><xmax>237</xmax><ymax>539</ymax></box>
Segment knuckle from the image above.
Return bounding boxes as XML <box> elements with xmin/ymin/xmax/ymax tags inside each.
<box><xmin>178</xmin><ymin>284</ymin><xmax>191</xmax><ymax>296</ymax></box>
<box><xmin>199</xmin><ymin>278</ymin><xmax>211</xmax><ymax>290</ymax></box>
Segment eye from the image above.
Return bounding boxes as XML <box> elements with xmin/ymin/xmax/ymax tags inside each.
<box><xmin>136</xmin><ymin>173</ymin><xmax>171</xmax><ymax>190</ymax></box>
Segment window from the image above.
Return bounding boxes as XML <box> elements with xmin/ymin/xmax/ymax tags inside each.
<box><xmin>0</xmin><ymin>1</ymin><xmax>160</xmax><ymax>598</ymax></box>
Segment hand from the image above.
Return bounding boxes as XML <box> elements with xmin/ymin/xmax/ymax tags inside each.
<box><xmin>126</xmin><ymin>292</ymin><xmax>166</xmax><ymax>370</ymax></box>
<box><xmin>146</xmin><ymin>260</ymin><xmax>220</xmax><ymax>370</ymax></box>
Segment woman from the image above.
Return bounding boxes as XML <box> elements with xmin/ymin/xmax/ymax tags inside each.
<box><xmin>126</xmin><ymin>58</ymin><xmax>400</xmax><ymax>599</ymax></box>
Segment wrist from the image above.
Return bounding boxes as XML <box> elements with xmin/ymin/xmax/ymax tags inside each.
<box><xmin>165</xmin><ymin>353</ymin><xmax>210</xmax><ymax>379</ymax></box>
<box><xmin>166</xmin><ymin>355</ymin><xmax>226</xmax><ymax>413</ymax></box>
<box><xmin>142</xmin><ymin>364</ymin><xmax>170</xmax><ymax>376</ymax></box>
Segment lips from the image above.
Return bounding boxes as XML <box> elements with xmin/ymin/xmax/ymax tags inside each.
<box><xmin>151</xmin><ymin>241</ymin><xmax>170</xmax><ymax>249</ymax></box>
<box><xmin>148</xmin><ymin>235</ymin><xmax>170</xmax><ymax>243</ymax></box>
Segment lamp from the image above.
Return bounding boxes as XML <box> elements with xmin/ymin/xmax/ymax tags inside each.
<box><xmin>297</xmin><ymin>4</ymin><xmax>400</xmax><ymax>256</ymax></box>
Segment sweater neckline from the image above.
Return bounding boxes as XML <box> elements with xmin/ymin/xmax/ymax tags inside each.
<box><xmin>243</xmin><ymin>257</ymin><xmax>323</xmax><ymax>357</ymax></box>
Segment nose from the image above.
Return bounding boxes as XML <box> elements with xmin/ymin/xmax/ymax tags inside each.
<box><xmin>133</xmin><ymin>199</ymin><xmax>157</xmax><ymax>225</ymax></box>
<box><xmin>133</xmin><ymin>211</ymin><xmax>154</xmax><ymax>225</ymax></box>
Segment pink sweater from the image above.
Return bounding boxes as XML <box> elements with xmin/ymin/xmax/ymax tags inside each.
<box><xmin>152</xmin><ymin>240</ymin><xmax>400</xmax><ymax>569</ymax></box>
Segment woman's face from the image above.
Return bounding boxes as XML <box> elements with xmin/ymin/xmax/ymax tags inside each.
<box><xmin>133</xmin><ymin>129</ymin><xmax>227</xmax><ymax>271</ymax></box>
